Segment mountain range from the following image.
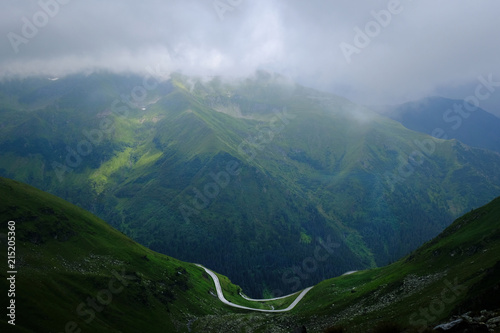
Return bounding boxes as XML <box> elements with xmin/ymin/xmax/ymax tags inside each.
<box><xmin>1</xmin><ymin>72</ymin><xmax>500</xmax><ymax>297</ymax></box>
<box><xmin>374</xmin><ymin>96</ymin><xmax>500</xmax><ymax>153</ymax></box>
<box><xmin>1</xmin><ymin>176</ymin><xmax>499</xmax><ymax>332</ymax></box>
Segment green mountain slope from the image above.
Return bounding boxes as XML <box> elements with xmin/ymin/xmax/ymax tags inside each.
<box><xmin>296</xmin><ymin>196</ymin><xmax>500</xmax><ymax>332</ymax></box>
<box><xmin>0</xmin><ymin>177</ymin><xmax>237</xmax><ymax>332</ymax></box>
<box><xmin>1</xmin><ymin>72</ymin><xmax>500</xmax><ymax>297</ymax></box>
<box><xmin>197</xmin><ymin>195</ymin><xmax>500</xmax><ymax>332</ymax></box>
<box><xmin>3</xmin><ymin>177</ymin><xmax>498</xmax><ymax>332</ymax></box>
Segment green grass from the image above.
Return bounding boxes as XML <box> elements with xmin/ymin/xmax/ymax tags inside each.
<box><xmin>0</xmin><ymin>177</ymin><xmax>247</xmax><ymax>332</ymax></box>
<box><xmin>287</xmin><ymin>197</ymin><xmax>500</xmax><ymax>332</ymax></box>
<box><xmin>213</xmin><ymin>271</ymin><xmax>301</xmax><ymax>310</ymax></box>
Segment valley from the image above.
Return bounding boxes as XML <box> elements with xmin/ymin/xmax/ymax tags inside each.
<box><xmin>1</xmin><ymin>72</ymin><xmax>500</xmax><ymax>298</ymax></box>
<box><xmin>2</xmin><ymin>2</ymin><xmax>499</xmax><ymax>332</ymax></box>
<box><xmin>1</xmin><ymin>176</ymin><xmax>499</xmax><ymax>332</ymax></box>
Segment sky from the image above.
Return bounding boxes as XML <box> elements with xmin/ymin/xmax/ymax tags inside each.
<box><xmin>1</xmin><ymin>0</ymin><xmax>500</xmax><ymax>115</ymax></box>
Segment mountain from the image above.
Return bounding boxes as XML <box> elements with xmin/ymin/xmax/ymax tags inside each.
<box><xmin>1</xmin><ymin>72</ymin><xmax>500</xmax><ymax>297</ymax></box>
<box><xmin>375</xmin><ymin>96</ymin><xmax>500</xmax><ymax>153</ymax></box>
<box><xmin>1</xmin><ymin>176</ymin><xmax>287</xmax><ymax>332</ymax></box>
<box><xmin>0</xmin><ymin>176</ymin><xmax>226</xmax><ymax>332</ymax></box>
<box><xmin>2</xmin><ymin>177</ymin><xmax>499</xmax><ymax>332</ymax></box>
<box><xmin>202</xmin><ymin>195</ymin><xmax>500</xmax><ymax>332</ymax></box>
<box><xmin>295</xmin><ymin>195</ymin><xmax>500</xmax><ymax>332</ymax></box>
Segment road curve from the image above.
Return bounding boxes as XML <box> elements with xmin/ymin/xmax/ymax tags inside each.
<box><xmin>239</xmin><ymin>291</ymin><xmax>301</xmax><ymax>302</ymax></box>
<box><xmin>196</xmin><ymin>264</ymin><xmax>313</xmax><ymax>313</ymax></box>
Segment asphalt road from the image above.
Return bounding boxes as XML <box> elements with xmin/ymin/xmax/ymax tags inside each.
<box><xmin>195</xmin><ymin>264</ymin><xmax>313</xmax><ymax>313</ymax></box>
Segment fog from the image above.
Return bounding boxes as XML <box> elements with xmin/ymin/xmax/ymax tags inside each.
<box><xmin>1</xmin><ymin>0</ymin><xmax>499</xmax><ymax>114</ymax></box>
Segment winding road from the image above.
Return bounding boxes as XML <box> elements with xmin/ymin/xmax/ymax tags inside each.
<box><xmin>196</xmin><ymin>264</ymin><xmax>313</xmax><ymax>313</ymax></box>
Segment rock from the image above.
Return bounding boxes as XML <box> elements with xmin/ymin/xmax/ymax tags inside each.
<box><xmin>463</xmin><ymin>314</ymin><xmax>473</xmax><ymax>323</ymax></box>
<box><xmin>434</xmin><ymin>318</ymin><xmax>489</xmax><ymax>332</ymax></box>
<box><xmin>487</xmin><ymin>316</ymin><xmax>500</xmax><ymax>325</ymax></box>
<box><xmin>434</xmin><ymin>318</ymin><xmax>464</xmax><ymax>331</ymax></box>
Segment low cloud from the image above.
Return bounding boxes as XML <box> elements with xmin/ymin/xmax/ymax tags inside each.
<box><xmin>1</xmin><ymin>0</ymin><xmax>499</xmax><ymax>114</ymax></box>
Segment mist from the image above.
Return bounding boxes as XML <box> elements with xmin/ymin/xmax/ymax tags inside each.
<box><xmin>1</xmin><ymin>0</ymin><xmax>499</xmax><ymax>114</ymax></box>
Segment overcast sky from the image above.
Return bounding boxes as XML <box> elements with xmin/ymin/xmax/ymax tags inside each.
<box><xmin>1</xmin><ymin>0</ymin><xmax>499</xmax><ymax>114</ymax></box>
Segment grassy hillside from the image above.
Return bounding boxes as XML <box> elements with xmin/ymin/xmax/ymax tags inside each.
<box><xmin>295</xmin><ymin>195</ymin><xmax>500</xmax><ymax>332</ymax></box>
<box><xmin>1</xmin><ymin>72</ymin><xmax>500</xmax><ymax>297</ymax></box>
<box><xmin>197</xmin><ymin>196</ymin><xmax>500</xmax><ymax>332</ymax></box>
<box><xmin>1</xmin><ymin>177</ymin><xmax>499</xmax><ymax>332</ymax></box>
<box><xmin>0</xmin><ymin>177</ymin><xmax>241</xmax><ymax>332</ymax></box>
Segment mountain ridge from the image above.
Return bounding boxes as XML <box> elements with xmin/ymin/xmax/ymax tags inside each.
<box><xmin>374</xmin><ymin>96</ymin><xmax>500</xmax><ymax>153</ymax></box>
<box><xmin>2</xmin><ymin>177</ymin><xmax>500</xmax><ymax>332</ymax></box>
<box><xmin>1</xmin><ymin>72</ymin><xmax>500</xmax><ymax>297</ymax></box>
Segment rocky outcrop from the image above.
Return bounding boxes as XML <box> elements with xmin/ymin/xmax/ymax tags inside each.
<box><xmin>433</xmin><ymin>310</ymin><xmax>499</xmax><ymax>332</ymax></box>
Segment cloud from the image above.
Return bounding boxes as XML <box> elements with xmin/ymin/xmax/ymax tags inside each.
<box><xmin>1</xmin><ymin>0</ymin><xmax>499</xmax><ymax>113</ymax></box>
